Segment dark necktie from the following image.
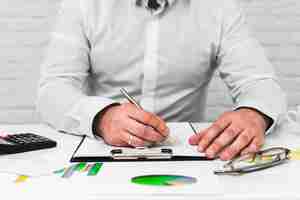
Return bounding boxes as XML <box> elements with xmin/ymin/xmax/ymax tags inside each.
<box><xmin>136</xmin><ymin>0</ymin><xmax>173</xmax><ymax>15</ymax></box>
<box><xmin>147</xmin><ymin>0</ymin><xmax>161</xmax><ymax>11</ymax></box>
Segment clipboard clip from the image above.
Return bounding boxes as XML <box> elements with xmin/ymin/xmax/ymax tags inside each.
<box><xmin>110</xmin><ymin>148</ymin><xmax>173</xmax><ymax>160</ymax></box>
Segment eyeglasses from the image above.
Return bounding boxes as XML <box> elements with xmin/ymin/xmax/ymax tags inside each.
<box><xmin>214</xmin><ymin>147</ymin><xmax>291</xmax><ymax>175</ymax></box>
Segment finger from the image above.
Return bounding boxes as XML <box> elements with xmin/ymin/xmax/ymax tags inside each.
<box><xmin>189</xmin><ymin>133</ymin><xmax>203</xmax><ymax>145</ymax></box>
<box><xmin>143</xmin><ymin>113</ymin><xmax>169</xmax><ymax>137</ymax></box>
<box><xmin>189</xmin><ymin>127</ymin><xmax>208</xmax><ymax>145</ymax></box>
<box><xmin>241</xmin><ymin>137</ymin><xmax>264</xmax><ymax>155</ymax></box>
<box><xmin>128</xmin><ymin>108</ymin><xmax>169</xmax><ymax>137</ymax></box>
<box><xmin>126</xmin><ymin>119</ymin><xmax>165</xmax><ymax>143</ymax></box>
<box><xmin>197</xmin><ymin>119</ymin><xmax>231</xmax><ymax>152</ymax></box>
<box><xmin>205</xmin><ymin>125</ymin><xmax>241</xmax><ymax>158</ymax></box>
<box><xmin>121</xmin><ymin>131</ymin><xmax>148</xmax><ymax>148</ymax></box>
<box><xmin>219</xmin><ymin>130</ymin><xmax>254</xmax><ymax>161</ymax></box>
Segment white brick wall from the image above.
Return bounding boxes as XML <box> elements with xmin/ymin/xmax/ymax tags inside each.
<box><xmin>0</xmin><ymin>0</ymin><xmax>299</xmax><ymax>124</ymax></box>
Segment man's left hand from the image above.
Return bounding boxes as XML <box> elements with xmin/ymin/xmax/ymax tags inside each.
<box><xmin>189</xmin><ymin>108</ymin><xmax>271</xmax><ymax>161</ymax></box>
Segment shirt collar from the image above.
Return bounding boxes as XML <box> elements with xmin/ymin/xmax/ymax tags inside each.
<box><xmin>135</xmin><ymin>0</ymin><xmax>177</xmax><ymax>15</ymax></box>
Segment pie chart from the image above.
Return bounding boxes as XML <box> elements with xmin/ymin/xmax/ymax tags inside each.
<box><xmin>131</xmin><ymin>174</ymin><xmax>197</xmax><ymax>186</ymax></box>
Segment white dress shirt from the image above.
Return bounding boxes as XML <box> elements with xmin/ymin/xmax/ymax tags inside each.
<box><xmin>37</xmin><ymin>0</ymin><xmax>287</xmax><ymax>137</ymax></box>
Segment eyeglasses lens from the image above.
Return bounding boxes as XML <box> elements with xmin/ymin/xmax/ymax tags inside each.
<box><xmin>228</xmin><ymin>148</ymin><xmax>287</xmax><ymax>170</ymax></box>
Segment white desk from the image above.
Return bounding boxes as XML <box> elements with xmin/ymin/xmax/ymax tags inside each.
<box><xmin>1</xmin><ymin>122</ymin><xmax>300</xmax><ymax>200</ymax></box>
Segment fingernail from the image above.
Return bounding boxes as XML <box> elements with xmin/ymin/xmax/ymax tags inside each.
<box><xmin>188</xmin><ymin>137</ymin><xmax>194</xmax><ymax>145</ymax></box>
<box><xmin>197</xmin><ymin>145</ymin><xmax>204</xmax><ymax>152</ymax></box>
<box><xmin>220</xmin><ymin>155</ymin><xmax>227</xmax><ymax>161</ymax></box>
<box><xmin>251</xmin><ymin>144</ymin><xmax>259</xmax><ymax>151</ymax></box>
<box><xmin>162</xmin><ymin>127</ymin><xmax>169</xmax><ymax>136</ymax></box>
<box><xmin>221</xmin><ymin>152</ymin><xmax>230</xmax><ymax>160</ymax></box>
<box><xmin>206</xmin><ymin>150</ymin><xmax>215</xmax><ymax>158</ymax></box>
<box><xmin>166</xmin><ymin>127</ymin><xmax>170</xmax><ymax>135</ymax></box>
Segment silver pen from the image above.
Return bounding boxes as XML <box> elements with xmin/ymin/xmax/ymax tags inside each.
<box><xmin>188</xmin><ymin>122</ymin><xmax>198</xmax><ymax>135</ymax></box>
<box><xmin>120</xmin><ymin>88</ymin><xmax>143</xmax><ymax>109</ymax></box>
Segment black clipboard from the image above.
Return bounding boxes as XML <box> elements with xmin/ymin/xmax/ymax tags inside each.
<box><xmin>70</xmin><ymin>135</ymin><xmax>212</xmax><ymax>162</ymax></box>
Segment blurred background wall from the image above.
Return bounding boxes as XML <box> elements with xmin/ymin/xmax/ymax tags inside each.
<box><xmin>0</xmin><ymin>0</ymin><xmax>299</xmax><ymax>124</ymax></box>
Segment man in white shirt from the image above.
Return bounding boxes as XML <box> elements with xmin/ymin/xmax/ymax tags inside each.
<box><xmin>37</xmin><ymin>0</ymin><xmax>287</xmax><ymax>160</ymax></box>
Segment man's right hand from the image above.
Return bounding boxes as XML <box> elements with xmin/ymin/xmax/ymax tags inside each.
<box><xmin>96</xmin><ymin>103</ymin><xmax>169</xmax><ymax>147</ymax></box>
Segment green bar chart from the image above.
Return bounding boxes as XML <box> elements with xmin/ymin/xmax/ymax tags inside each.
<box><xmin>54</xmin><ymin>163</ymin><xmax>102</xmax><ymax>178</ymax></box>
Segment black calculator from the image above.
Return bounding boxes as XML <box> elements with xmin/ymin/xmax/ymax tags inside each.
<box><xmin>0</xmin><ymin>133</ymin><xmax>57</xmax><ymax>155</ymax></box>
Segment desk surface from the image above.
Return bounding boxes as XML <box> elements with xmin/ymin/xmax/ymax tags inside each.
<box><xmin>1</xmin><ymin>122</ymin><xmax>300</xmax><ymax>200</ymax></box>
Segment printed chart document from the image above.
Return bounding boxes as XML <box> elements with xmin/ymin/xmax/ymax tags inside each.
<box><xmin>71</xmin><ymin>123</ymin><xmax>211</xmax><ymax>162</ymax></box>
<box><xmin>9</xmin><ymin>161</ymin><xmax>223</xmax><ymax>199</ymax></box>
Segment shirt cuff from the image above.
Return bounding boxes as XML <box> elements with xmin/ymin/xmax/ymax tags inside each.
<box><xmin>92</xmin><ymin>103</ymin><xmax>121</xmax><ymax>138</ymax></box>
<box><xmin>234</xmin><ymin>103</ymin><xmax>277</xmax><ymax>135</ymax></box>
<box><xmin>65</xmin><ymin>96</ymin><xmax>118</xmax><ymax>138</ymax></box>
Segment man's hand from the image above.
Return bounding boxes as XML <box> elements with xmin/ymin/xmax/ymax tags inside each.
<box><xmin>189</xmin><ymin>108</ymin><xmax>271</xmax><ymax>161</ymax></box>
<box><xmin>96</xmin><ymin>103</ymin><xmax>169</xmax><ymax>147</ymax></box>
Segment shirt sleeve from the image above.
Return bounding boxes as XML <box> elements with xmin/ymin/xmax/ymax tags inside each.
<box><xmin>216</xmin><ymin>0</ymin><xmax>287</xmax><ymax>134</ymax></box>
<box><xmin>36</xmin><ymin>0</ymin><xmax>117</xmax><ymax>137</ymax></box>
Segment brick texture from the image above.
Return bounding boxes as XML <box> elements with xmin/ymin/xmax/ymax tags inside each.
<box><xmin>0</xmin><ymin>0</ymin><xmax>299</xmax><ymax>123</ymax></box>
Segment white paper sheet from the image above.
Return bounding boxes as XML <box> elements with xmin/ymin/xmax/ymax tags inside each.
<box><xmin>74</xmin><ymin>123</ymin><xmax>210</xmax><ymax>158</ymax></box>
<box><xmin>7</xmin><ymin>161</ymin><xmax>222</xmax><ymax>200</ymax></box>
